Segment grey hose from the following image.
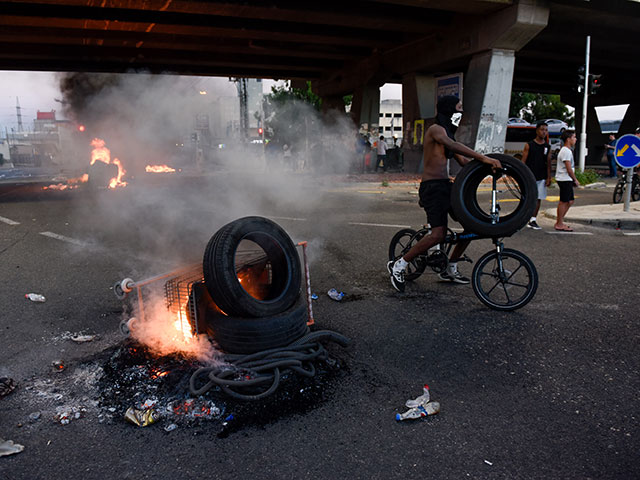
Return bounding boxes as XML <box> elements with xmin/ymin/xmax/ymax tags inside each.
<box><xmin>189</xmin><ymin>330</ymin><xmax>350</xmax><ymax>401</ymax></box>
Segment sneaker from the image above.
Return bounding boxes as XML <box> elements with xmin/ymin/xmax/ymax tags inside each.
<box><xmin>527</xmin><ymin>220</ymin><xmax>542</xmax><ymax>230</ymax></box>
<box><xmin>438</xmin><ymin>264</ymin><xmax>470</xmax><ymax>284</ymax></box>
<box><xmin>387</xmin><ymin>260</ymin><xmax>405</xmax><ymax>292</ymax></box>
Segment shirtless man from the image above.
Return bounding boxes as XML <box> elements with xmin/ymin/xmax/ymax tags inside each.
<box><xmin>388</xmin><ymin>95</ymin><xmax>502</xmax><ymax>292</ymax></box>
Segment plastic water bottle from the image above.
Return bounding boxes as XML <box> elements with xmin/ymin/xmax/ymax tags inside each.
<box><xmin>395</xmin><ymin>401</ymin><xmax>440</xmax><ymax>421</ymax></box>
<box><xmin>405</xmin><ymin>384</ymin><xmax>430</xmax><ymax>408</ymax></box>
<box><xmin>327</xmin><ymin>288</ymin><xmax>344</xmax><ymax>301</ymax></box>
<box><xmin>25</xmin><ymin>293</ymin><xmax>46</xmax><ymax>302</ymax></box>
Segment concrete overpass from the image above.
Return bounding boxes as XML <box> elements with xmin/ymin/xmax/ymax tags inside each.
<box><xmin>1</xmin><ymin>0</ymin><xmax>639</xmax><ymax>168</ymax></box>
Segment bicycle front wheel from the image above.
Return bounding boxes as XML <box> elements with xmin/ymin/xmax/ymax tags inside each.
<box><xmin>613</xmin><ymin>180</ymin><xmax>624</xmax><ymax>204</ymax></box>
<box><xmin>471</xmin><ymin>248</ymin><xmax>538</xmax><ymax>311</ymax></box>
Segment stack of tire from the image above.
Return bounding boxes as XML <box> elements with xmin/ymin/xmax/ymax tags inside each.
<box><xmin>201</xmin><ymin>216</ymin><xmax>307</xmax><ymax>354</ymax></box>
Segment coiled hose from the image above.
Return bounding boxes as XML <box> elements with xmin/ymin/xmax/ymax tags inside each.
<box><xmin>189</xmin><ymin>330</ymin><xmax>351</xmax><ymax>401</ymax></box>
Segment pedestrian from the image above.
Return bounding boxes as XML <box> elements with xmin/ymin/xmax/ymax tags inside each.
<box><xmin>605</xmin><ymin>134</ymin><xmax>617</xmax><ymax>178</ymax></box>
<box><xmin>376</xmin><ymin>135</ymin><xmax>388</xmax><ymax>172</ymax></box>
<box><xmin>283</xmin><ymin>144</ymin><xmax>292</xmax><ymax>171</ymax></box>
<box><xmin>387</xmin><ymin>95</ymin><xmax>501</xmax><ymax>292</ymax></box>
<box><xmin>521</xmin><ymin>121</ymin><xmax>552</xmax><ymax>230</ymax></box>
<box><xmin>554</xmin><ymin>129</ymin><xmax>579</xmax><ymax>232</ymax></box>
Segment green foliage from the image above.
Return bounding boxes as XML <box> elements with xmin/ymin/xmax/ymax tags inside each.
<box><xmin>510</xmin><ymin>92</ymin><xmax>574</xmax><ymax>126</ymax></box>
<box><xmin>381</xmin><ymin>180</ymin><xmax>389</xmax><ymax>187</ymax></box>
<box><xmin>575</xmin><ymin>169</ymin><xmax>600</xmax><ymax>186</ymax></box>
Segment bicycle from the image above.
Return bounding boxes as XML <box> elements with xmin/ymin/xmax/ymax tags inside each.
<box><xmin>612</xmin><ymin>169</ymin><xmax>640</xmax><ymax>203</ymax></box>
<box><xmin>388</xmin><ymin>226</ymin><xmax>538</xmax><ymax>311</ymax></box>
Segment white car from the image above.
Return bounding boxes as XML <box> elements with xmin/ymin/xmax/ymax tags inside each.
<box><xmin>507</xmin><ymin>117</ymin><xmax>530</xmax><ymax>125</ymax></box>
<box><xmin>540</xmin><ymin>118</ymin><xmax>569</xmax><ymax>134</ymax></box>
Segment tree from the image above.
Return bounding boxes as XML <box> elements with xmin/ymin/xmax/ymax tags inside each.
<box><xmin>510</xmin><ymin>92</ymin><xmax>574</xmax><ymax>126</ymax></box>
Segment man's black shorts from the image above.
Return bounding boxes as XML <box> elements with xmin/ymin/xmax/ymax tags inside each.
<box><xmin>557</xmin><ymin>180</ymin><xmax>575</xmax><ymax>202</ymax></box>
<box><xmin>419</xmin><ymin>179</ymin><xmax>452</xmax><ymax>228</ymax></box>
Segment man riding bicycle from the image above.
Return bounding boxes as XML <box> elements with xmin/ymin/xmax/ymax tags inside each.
<box><xmin>387</xmin><ymin>95</ymin><xmax>501</xmax><ymax>292</ymax></box>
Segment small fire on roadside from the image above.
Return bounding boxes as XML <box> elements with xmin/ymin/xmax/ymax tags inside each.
<box><xmin>145</xmin><ymin>165</ymin><xmax>176</xmax><ymax>173</ymax></box>
<box><xmin>90</xmin><ymin>138</ymin><xmax>127</xmax><ymax>189</ymax></box>
<box><xmin>43</xmin><ymin>173</ymin><xmax>89</xmax><ymax>191</ymax></box>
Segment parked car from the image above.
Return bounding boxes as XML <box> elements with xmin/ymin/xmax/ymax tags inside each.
<box><xmin>539</xmin><ymin>118</ymin><xmax>569</xmax><ymax>135</ymax></box>
<box><xmin>507</xmin><ymin>117</ymin><xmax>530</xmax><ymax>126</ymax></box>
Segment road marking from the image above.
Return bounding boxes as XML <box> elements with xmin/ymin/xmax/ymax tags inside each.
<box><xmin>349</xmin><ymin>222</ymin><xmax>411</xmax><ymax>228</ymax></box>
<box><xmin>622</xmin><ymin>232</ymin><xmax>640</xmax><ymax>236</ymax></box>
<box><xmin>546</xmin><ymin>231</ymin><xmax>593</xmax><ymax>235</ymax></box>
<box><xmin>0</xmin><ymin>215</ymin><xmax>20</xmax><ymax>225</ymax></box>
<box><xmin>269</xmin><ymin>216</ymin><xmax>307</xmax><ymax>222</ymax></box>
<box><xmin>39</xmin><ymin>231</ymin><xmax>88</xmax><ymax>246</ymax></box>
<box><xmin>357</xmin><ymin>190</ymin><xmax>385</xmax><ymax>194</ymax></box>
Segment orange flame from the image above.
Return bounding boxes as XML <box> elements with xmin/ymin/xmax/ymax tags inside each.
<box><xmin>90</xmin><ymin>138</ymin><xmax>127</xmax><ymax>189</ymax></box>
<box><xmin>42</xmin><ymin>173</ymin><xmax>89</xmax><ymax>191</ymax></box>
<box><xmin>145</xmin><ymin>165</ymin><xmax>176</xmax><ymax>173</ymax></box>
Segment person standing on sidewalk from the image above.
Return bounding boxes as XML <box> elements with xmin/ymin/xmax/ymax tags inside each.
<box><xmin>376</xmin><ymin>135</ymin><xmax>388</xmax><ymax>172</ymax></box>
<box><xmin>521</xmin><ymin>121</ymin><xmax>552</xmax><ymax>230</ymax></box>
<box><xmin>387</xmin><ymin>95</ymin><xmax>501</xmax><ymax>292</ymax></box>
<box><xmin>605</xmin><ymin>134</ymin><xmax>617</xmax><ymax>178</ymax></box>
<box><xmin>554</xmin><ymin>130</ymin><xmax>579</xmax><ymax>232</ymax></box>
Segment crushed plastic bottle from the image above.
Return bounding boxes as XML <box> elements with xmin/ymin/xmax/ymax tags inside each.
<box><xmin>395</xmin><ymin>401</ymin><xmax>440</xmax><ymax>421</ymax></box>
<box><xmin>327</xmin><ymin>288</ymin><xmax>344</xmax><ymax>301</ymax></box>
<box><xmin>25</xmin><ymin>293</ymin><xmax>46</xmax><ymax>302</ymax></box>
<box><xmin>405</xmin><ymin>384</ymin><xmax>430</xmax><ymax>408</ymax></box>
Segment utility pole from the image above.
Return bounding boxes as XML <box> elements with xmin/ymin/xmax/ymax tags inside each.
<box><xmin>16</xmin><ymin>97</ymin><xmax>23</xmax><ymax>132</ymax></box>
<box><xmin>578</xmin><ymin>36</ymin><xmax>590</xmax><ymax>173</ymax></box>
<box><xmin>231</xmin><ymin>78</ymin><xmax>249</xmax><ymax>142</ymax></box>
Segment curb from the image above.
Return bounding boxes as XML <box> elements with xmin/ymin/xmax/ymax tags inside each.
<box><xmin>543</xmin><ymin>208</ymin><xmax>640</xmax><ymax>230</ymax></box>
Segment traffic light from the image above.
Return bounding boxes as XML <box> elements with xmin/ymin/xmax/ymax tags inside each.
<box><xmin>577</xmin><ymin>65</ymin><xmax>585</xmax><ymax>93</ymax></box>
<box><xmin>258</xmin><ymin>127</ymin><xmax>263</xmax><ymax>135</ymax></box>
<box><xmin>589</xmin><ymin>74</ymin><xmax>602</xmax><ymax>95</ymax></box>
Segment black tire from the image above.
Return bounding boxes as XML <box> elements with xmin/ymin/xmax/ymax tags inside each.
<box><xmin>471</xmin><ymin>248</ymin><xmax>538</xmax><ymax>311</ymax></box>
<box><xmin>204</xmin><ymin>300</ymin><xmax>309</xmax><ymax>354</ymax></box>
<box><xmin>203</xmin><ymin>216</ymin><xmax>301</xmax><ymax>318</ymax></box>
<box><xmin>451</xmin><ymin>154</ymin><xmax>537</xmax><ymax>236</ymax></box>
<box><xmin>388</xmin><ymin>228</ymin><xmax>426</xmax><ymax>281</ymax></box>
<box><xmin>613</xmin><ymin>179</ymin><xmax>624</xmax><ymax>203</ymax></box>
<box><xmin>87</xmin><ymin>162</ymin><xmax>118</xmax><ymax>189</ymax></box>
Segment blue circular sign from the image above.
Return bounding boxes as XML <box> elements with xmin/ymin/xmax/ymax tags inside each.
<box><xmin>614</xmin><ymin>134</ymin><xmax>640</xmax><ymax>169</ymax></box>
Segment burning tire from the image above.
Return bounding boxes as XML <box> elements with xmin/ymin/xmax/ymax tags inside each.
<box><xmin>450</xmin><ymin>154</ymin><xmax>537</xmax><ymax>236</ymax></box>
<box><xmin>203</xmin><ymin>216</ymin><xmax>301</xmax><ymax>318</ymax></box>
<box><xmin>204</xmin><ymin>301</ymin><xmax>309</xmax><ymax>354</ymax></box>
<box><xmin>87</xmin><ymin>161</ymin><xmax>118</xmax><ymax>189</ymax></box>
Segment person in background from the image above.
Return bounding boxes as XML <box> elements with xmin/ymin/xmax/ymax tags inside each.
<box><xmin>376</xmin><ymin>135</ymin><xmax>388</xmax><ymax>172</ymax></box>
<box><xmin>521</xmin><ymin>121</ymin><xmax>552</xmax><ymax>230</ymax></box>
<box><xmin>554</xmin><ymin>130</ymin><xmax>579</xmax><ymax>232</ymax></box>
<box><xmin>605</xmin><ymin>134</ymin><xmax>617</xmax><ymax>178</ymax></box>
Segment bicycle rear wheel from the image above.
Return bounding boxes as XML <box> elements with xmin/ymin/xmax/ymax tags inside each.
<box><xmin>471</xmin><ymin>248</ymin><xmax>538</xmax><ymax>311</ymax></box>
<box><xmin>613</xmin><ymin>179</ymin><xmax>624</xmax><ymax>204</ymax></box>
<box><xmin>388</xmin><ymin>228</ymin><xmax>425</xmax><ymax>281</ymax></box>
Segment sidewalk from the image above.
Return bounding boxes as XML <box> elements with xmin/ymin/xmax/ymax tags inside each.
<box><xmin>543</xmin><ymin>176</ymin><xmax>640</xmax><ymax>229</ymax></box>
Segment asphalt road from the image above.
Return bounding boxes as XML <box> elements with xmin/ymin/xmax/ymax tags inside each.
<box><xmin>1</xmin><ymin>173</ymin><xmax>638</xmax><ymax>479</ymax></box>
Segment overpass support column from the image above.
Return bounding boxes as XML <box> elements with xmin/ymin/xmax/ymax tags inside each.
<box><xmin>402</xmin><ymin>73</ymin><xmax>436</xmax><ymax>172</ymax></box>
<box><xmin>351</xmin><ymin>81</ymin><xmax>381</xmax><ymax>134</ymax></box>
<box><xmin>457</xmin><ymin>49</ymin><xmax>515</xmax><ymax>158</ymax></box>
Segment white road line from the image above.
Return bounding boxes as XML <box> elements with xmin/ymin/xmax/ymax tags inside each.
<box><xmin>0</xmin><ymin>215</ymin><xmax>20</xmax><ymax>225</ymax></box>
<box><xmin>349</xmin><ymin>222</ymin><xmax>411</xmax><ymax>228</ymax></box>
<box><xmin>622</xmin><ymin>232</ymin><xmax>640</xmax><ymax>236</ymax></box>
<box><xmin>546</xmin><ymin>231</ymin><xmax>593</xmax><ymax>235</ymax></box>
<box><xmin>39</xmin><ymin>231</ymin><xmax>88</xmax><ymax>246</ymax></box>
<box><xmin>269</xmin><ymin>216</ymin><xmax>307</xmax><ymax>222</ymax></box>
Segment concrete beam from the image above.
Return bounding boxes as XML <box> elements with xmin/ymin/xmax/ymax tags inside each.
<box><xmin>314</xmin><ymin>0</ymin><xmax>548</xmax><ymax>98</ymax></box>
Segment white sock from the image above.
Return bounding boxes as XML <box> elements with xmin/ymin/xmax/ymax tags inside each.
<box><xmin>449</xmin><ymin>261</ymin><xmax>458</xmax><ymax>273</ymax></box>
<box><xmin>530</xmin><ymin>216</ymin><xmax>536</xmax><ymax>222</ymax></box>
<box><xmin>394</xmin><ymin>257</ymin><xmax>408</xmax><ymax>272</ymax></box>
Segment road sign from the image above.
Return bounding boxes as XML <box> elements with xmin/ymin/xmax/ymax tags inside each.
<box><xmin>614</xmin><ymin>134</ymin><xmax>640</xmax><ymax>169</ymax></box>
